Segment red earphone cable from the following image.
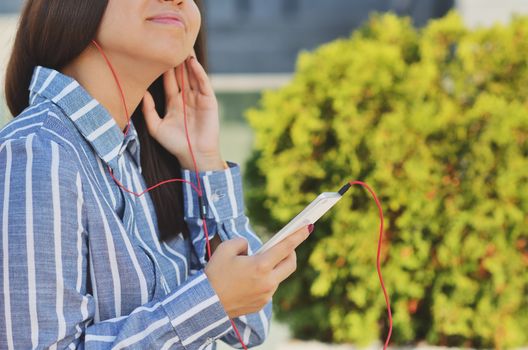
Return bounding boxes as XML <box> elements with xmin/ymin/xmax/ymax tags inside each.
<box><xmin>91</xmin><ymin>39</ymin><xmax>245</xmax><ymax>348</ymax></box>
<box><xmin>347</xmin><ymin>181</ymin><xmax>393</xmax><ymax>349</ymax></box>
<box><xmin>90</xmin><ymin>40</ymin><xmax>391</xmax><ymax>349</ymax></box>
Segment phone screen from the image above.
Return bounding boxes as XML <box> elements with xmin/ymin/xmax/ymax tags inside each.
<box><xmin>254</xmin><ymin>192</ymin><xmax>342</xmax><ymax>255</ymax></box>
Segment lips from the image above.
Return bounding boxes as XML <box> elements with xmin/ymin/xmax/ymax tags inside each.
<box><xmin>147</xmin><ymin>13</ymin><xmax>185</xmax><ymax>28</ymax></box>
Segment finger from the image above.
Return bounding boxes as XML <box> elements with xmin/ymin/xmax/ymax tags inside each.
<box><xmin>141</xmin><ymin>91</ymin><xmax>162</xmax><ymax>136</ymax></box>
<box><xmin>187</xmin><ymin>56</ymin><xmax>214</xmax><ymax>96</ymax></box>
<box><xmin>217</xmin><ymin>237</ymin><xmax>248</xmax><ymax>257</ymax></box>
<box><xmin>163</xmin><ymin>68</ymin><xmax>179</xmax><ymax>108</ymax></box>
<box><xmin>185</xmin><ymin>57</ymin><xmax>199</xmax><ymax>91</ymax></box>
<box><xmin>257</xmin><ymin>225</ymin><xmax>311</xmax><ymax>268</ymax></box>
<box><xmin>174</xmin><ymin>62</ymin><xmax>183</xmax><ymax>92</ymax></box>
<box><xmin>175</xmin><ymin>60</ymin><xmax>191</xmax><ymax>94</ymax></box>
<box><xmin>271</xmin><ymin>251</ymin><xmax>297</xmax><ymax>283</ymax></box>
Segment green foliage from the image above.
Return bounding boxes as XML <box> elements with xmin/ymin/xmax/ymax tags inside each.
<box><xmin>243</xmin><ymin>11</ymin><xmax>528</xmax><ymax>348</ymax></box>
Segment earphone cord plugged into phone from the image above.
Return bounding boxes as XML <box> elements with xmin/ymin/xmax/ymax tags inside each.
<box><xmin>338</xmin><ymin>181</ymin><xmax>393</xmax><ymax>349</ymax></box>
<box><xmin>91</xmin><ymin>39</ymin><xmax>392</xmax><ymax>350</ymax></box>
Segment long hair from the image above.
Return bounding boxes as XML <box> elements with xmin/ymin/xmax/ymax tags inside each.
<box><xmin>4</xmin><ymin>0</ymin><xmax>210</xmax><ymax>241</ymax></box>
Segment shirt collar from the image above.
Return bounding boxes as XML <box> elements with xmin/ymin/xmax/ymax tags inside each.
<box><xmin>28</xmin><ymin>65</ymin><xmax>141</xmax><ymax>172</ymax></box>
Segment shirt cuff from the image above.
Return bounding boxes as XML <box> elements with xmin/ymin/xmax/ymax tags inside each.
<box><xmin>161</xmin><ymin>270</ymin><xmax>233</xmax><ymax>348</ymax></box>
<box><xmin>181</xmin><ymin>161</ymin><xmax>245</xmax><ymax>222</ymax></box>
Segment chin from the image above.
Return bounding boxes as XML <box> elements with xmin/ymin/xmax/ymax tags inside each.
<box><xmin>145</xmin><ymin>51</ymin><xmax>181</xmax><ymax>68</ymax></box>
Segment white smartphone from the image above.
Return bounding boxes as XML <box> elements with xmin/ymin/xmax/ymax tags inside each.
<box><xmin>253</xmin><ymin>192</ymin><xmax>343</xmax><ymax>255</ymax></box>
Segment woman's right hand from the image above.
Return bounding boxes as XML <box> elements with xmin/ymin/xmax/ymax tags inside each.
<box><xmin>204</xmin><ymin>224</ymin><xmax>314</xmax><ymax>318</ymax></box>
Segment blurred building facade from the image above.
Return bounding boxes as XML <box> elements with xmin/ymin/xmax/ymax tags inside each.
<box><xmin>3</xmin><ymin>0</ymin><xmax>526</xmax><ymax>124</ymax></box>
<box><xmin>3</xmin><ymin>0</ymin><xmax>528</xmax><ymax>75</ymax></box>
<box><xmin>204</xmin><ymin>0</ymin><xmax>453</xmax><ymax>73</ymax></box>
<box><xmin>0</xmin><ymin>0</ymin><xmax>20</xmax><ymax>13</ymax></box>
<box><xmin>0</xmin><ymin>0</ymin><xmax>454</xmax><ymax>75</ymax></box>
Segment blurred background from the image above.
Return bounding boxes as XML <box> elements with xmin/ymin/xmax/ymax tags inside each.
<box><xmin>3</xmin><ymin>0</ymin><xmax>528</xmax><ymax>164</ymax></box>
<box><xmin>2</xmin><ymin>0</ymin><xmax>528</xmax><ymax>163</ymax></box>
<box><xmin>1</xmin><ymin>1</ymin><xmax>527</xmax><ymax>349</ymax></box>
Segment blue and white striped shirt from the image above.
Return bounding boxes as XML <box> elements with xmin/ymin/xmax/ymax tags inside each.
<box><xmin>0</xmin><ymin>65</ymin><xmax>271</xmax><ymax>349</ymax></box>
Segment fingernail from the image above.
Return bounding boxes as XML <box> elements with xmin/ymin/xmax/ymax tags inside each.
<box><xmin>308</xmin><ymin>224</ymin><xmax>314</xmax><ymax>234</ymax></box>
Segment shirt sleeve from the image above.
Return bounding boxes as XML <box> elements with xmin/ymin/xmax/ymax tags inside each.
<box><xmin>0</xmin><ymin>133</ymin><xmax>233</xmax><ymax>349</ymax></box>
<box><xmin>181</xmin><ymin>161</ymin><xmax>273</xmax><ymax>348</ymax></box>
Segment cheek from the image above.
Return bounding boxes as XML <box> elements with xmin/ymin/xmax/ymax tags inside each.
<box><xmin>189</xmin><ymin>4</ymin><xmax>202</xmax><ymax>41</ymax></box>
<box><xmin>98</xmin><ymin>6</ymin><xmax>144</xmax><ymax>52</ymax></box>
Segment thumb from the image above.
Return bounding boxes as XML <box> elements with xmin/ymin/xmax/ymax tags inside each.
<box><xmin>142</xmin><ymin>91</ymin><xmax>162</xmax><ymax>137</ymax></box>
<box><xmin>220</xmin><ymin>237</ymin><xmax>248</xmax><ymax>257</ymax></box>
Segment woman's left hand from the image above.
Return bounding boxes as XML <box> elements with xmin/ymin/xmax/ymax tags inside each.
<box><xmin>142</xmin><ymin>52</ymin><xmax>224</xmax><ymax>171</ymax></box>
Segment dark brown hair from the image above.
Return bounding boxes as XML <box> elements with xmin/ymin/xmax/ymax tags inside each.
<box><xmin>4</xmin><ymin>0</ymin><xmax>209</xmax><ymax>241</ymax></box>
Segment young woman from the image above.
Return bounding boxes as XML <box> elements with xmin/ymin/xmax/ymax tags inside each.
<box><xmin>0</xmin><ymin>0</ymin><xmax>313</xmax><ymax>348</ymax></box>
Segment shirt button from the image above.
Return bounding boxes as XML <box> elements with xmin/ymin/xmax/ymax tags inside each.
<box><xmin>211</xmin><ymin>189</ymin><xmax>224</xmax><ymax>202</ymax></box>
<box><xmin>205</xmin><ymin>337</ymin><xmax>214</xmax><ymax>345</ymax></box>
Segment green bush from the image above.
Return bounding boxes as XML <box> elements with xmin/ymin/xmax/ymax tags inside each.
<box><xmin>243</xmin><ymin>12</ymin><xmax>528</xmax><ymax>348</ymax></box>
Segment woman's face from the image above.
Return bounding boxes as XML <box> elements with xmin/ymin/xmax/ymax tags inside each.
<box><xmin>96</xmin><ymin>0</ymin><xmax>201</xmax><ymax>69</ymax></box>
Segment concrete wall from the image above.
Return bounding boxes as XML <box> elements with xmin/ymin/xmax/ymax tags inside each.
<box><xmin>456</xmin><ymin>0</ymin><xmax>528</xmax><ymax>27</ymax></box>
<box><xmin>0</xmin><ymin>15</ymin><xmax>18</xmax><ymax>123</ymax></box>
